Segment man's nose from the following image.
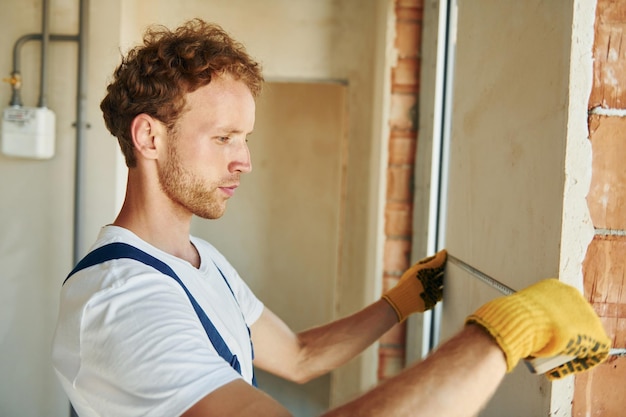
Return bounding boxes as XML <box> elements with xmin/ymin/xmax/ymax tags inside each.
<box><xmin>230</xmin><ymin>141</ymin><xmax>252</xmax><ymax>174</ymax></box>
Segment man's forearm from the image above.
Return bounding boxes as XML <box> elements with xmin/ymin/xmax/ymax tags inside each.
<box><xmin>252</xmin><ymin>300</ymin><xmax>399</xmax><ymax>383</ymax></box>
<box><xmin>322</xmin><ymin>324</ymin><xmax>507</xmax><ymax>417</ymax></box>
<box><xmin>293</xmin><ymin>299</ymin><xmax>400</xmax><ymax>382</ymax></box>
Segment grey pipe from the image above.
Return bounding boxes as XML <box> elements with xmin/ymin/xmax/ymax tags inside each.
<box><xmin>72</xmin><ymin>0</ymin><xmax>89</xmax><ymax>277</ymax></box>
<box><xmin>12</xmin><ymin>34</ymin><xmax>78</xmax><ymax>71</ymax></box>
<box><xmin>9</xmin><ymin>33</ymin><xmax>79</xmax><ymax>107</ymax></box>
<box><xmin>37</xmin><ymin>0</ymin><xmax>50</xmax><ymax>108</ymax></box>
<box><xmin>70</xmin><ymin>0</ymin><xmax>89</xmax><ymax>415</ymax></box>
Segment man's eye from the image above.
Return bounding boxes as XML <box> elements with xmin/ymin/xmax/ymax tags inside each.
<box><xmin>218</xmin><ymin>136</ymin><xmax>230</xmax><ymax>143</ymax></box>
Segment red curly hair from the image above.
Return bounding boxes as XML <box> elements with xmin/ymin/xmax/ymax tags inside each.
<box><xmin>100</xmin><ymin>19</ymin><xmax>264</xmax><ymax>167</ymax></box>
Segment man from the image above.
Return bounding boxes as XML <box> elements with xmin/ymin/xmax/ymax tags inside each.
<box><xmin>52</xmin><ymin>19</ymin><xmax>610</xmax><ymax>417</ymax></box>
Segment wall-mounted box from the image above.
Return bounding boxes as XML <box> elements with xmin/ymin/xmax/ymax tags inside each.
<box><xmin>1</xmin><ymin>106</ymin><xmax>56</xmax><ymax>159</ymax></box>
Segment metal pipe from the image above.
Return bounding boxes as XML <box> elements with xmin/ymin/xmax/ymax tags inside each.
<box><xmin>71</xmin><ymin>7</ymin><xmax>89</xmax><ymax>417</ymax></box>
<box><xmin>37</xmin><ymin>0</ymin><xmax>50</xmax><ymax>107</ymax></box>
<box><xmin>69</xmin><ymin>0</ymin><xmax>90</xmax><ymax>413</ymax></box>
<box><xmin>13</xmin><ymin>33</ymin><xmax>79</xmax><ymax>70</ymax></box>
<box><xmin>9</xmin><ymin>33</ymin><xmax>79</xmax><ymax>107</ymax></box>
<box><xmin>73</xmin><ymin>0</ymin><xmax>89</xmax><ymax>276</ymax></box>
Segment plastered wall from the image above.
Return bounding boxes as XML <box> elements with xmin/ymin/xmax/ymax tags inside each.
<box><xmin>0</xmin><ymin>1</ymin><xmax>122</xmax><ymax>416</ymax></box>
<box><xmin>439</xmin><ymin>2</ymin><xmax>573</xmax><ymax>414</ymax></box>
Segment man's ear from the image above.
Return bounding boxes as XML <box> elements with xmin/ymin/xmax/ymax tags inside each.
<box><xmin>130</xmin><ymin>114</ymin><xmax>164</xmax><ymax>161</ymax></box>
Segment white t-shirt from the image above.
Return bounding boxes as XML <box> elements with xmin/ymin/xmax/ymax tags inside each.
<box><xmin>52</xmin><ymin>225</ymin><xmax>264</xmax><ymax>417</ymax></box>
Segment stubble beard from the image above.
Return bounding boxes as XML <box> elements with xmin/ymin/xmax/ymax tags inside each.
<box><xmin>157</xmin><ymin>138</ymin><xmax>227</xmax><ymax>220</ymax></box>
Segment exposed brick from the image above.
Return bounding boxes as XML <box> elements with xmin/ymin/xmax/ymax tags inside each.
<box><xmin>377</xmin><ymin>348</ymin><xmax>405</xmax><ymax>380</ymax></box>
<box><xmin>587</xmin><ymin>115</ymin><xmax>626</xmax><ymax>229</ymax></box>
<box><xmin>583</xmin><ymin>234</ymin><xmax>626</xmax><ymax>305</ymax></box>
<box><xmin>583</xmin><ymin>234</ymin><xmax>626</xmax><ymax>347</ymax></box>
<box><xmin>380</xmin><ymin>322</ymin><xmax>407</xmax><ymax>348</ymax></box>
<box><xmin>396</xmin><ymin>0</ymin><xmax>422</xmax><ymax>10</ymax></box>
<box><xmin>377</xmin><ymin>0</ymin><xmax>424</xmax><ymax>385</ymax></box>
<box><xmin>600</xmin><ymin>316</ymin><xmax>626</xmax><ymax>350</ymax></box>
<box><xmin>386</xmin><ymin>165</ymin><xmax>413</xmax><ymax>202</ymax></box>
<box><xmin>589</xmin><ymin>0</ymin><xmax>626</xmax><ymax>109</ymax></box>
<box><xmin>388</xmin><ymin>132</ymin><xmax>417</xmax><ymax>165</ymax></box>
<box><xmin>576</xmin><ymin>1</ymin><xmax>626</xmax><ymax>411</ymax></box>
<box><xmin>395</xmin><ymin>20</ymin><xmax>421</xmax><ymax>58</ymax></box>
<box><xmin>392</xmin><ymin>84</ymin><xmax>419</xmax><ymax>96</ymax></box>
<box><xmin>385</xmin><ymin>201</ymin><xmax>413</xmax><ymax>237</ymax></box>
<box><xmin>389</xmin><ymin>93</ymin><xmax>418</xmax><ymax>132</ymax></box>
<box><xmin>383</xmin><ymin>274</ymin><xmax>400</xmax><ymax>293</ymax></box>
<box><xmin>572</xmin><ymin>357</ymin><xmax>626</xmax><ymax>417</ymax></box>
<box><xmin>616</xmin><ymin>316</ymin><xmax>626</xmax><ymax>347</ymax></box>
<box><xmin>383</xmin><ymin>238</ymin><xmax>412</xmax><ymax>273</ymax></box>
<box><xmin>395</xmin><ymin>5</ymin><xmax>423</xmax><ymax>22</ymax></box>
<box><xmin>392</xmin><ymin>58</ymin><xmax>420</xmax><ymax>94</ymax></box>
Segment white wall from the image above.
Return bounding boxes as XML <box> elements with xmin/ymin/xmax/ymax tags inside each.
<box><xmin>0</xmin><ymin>0</ymin><xmax>123</xmax><ymax>416</ymax></box>
<box><xmin>0</xmin><ymin>1</ymin><xmax>118</xmax><ymax>416</ymax></box>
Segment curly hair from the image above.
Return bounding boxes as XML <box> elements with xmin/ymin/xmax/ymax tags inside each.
<box><xmin>100</xmin><ymin>19</ymin><xmax>264</xmax><ymax>167</ymax></box>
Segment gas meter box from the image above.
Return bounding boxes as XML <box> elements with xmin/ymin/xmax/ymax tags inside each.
<box><xmin>1</xmin><ymin>106</ymin><xmax>56</xmax><ymax>159</ymax></box>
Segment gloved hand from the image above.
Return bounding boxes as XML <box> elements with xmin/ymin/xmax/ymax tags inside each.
<box><xmin>382</xmin><ymin>249</ymin><xmax>447</xmax><ymax>322</ymax></box>
<box><xmin>466</xmin><ymin>278</ymin><xmax>611</xmax><ymax>379</ymax></box>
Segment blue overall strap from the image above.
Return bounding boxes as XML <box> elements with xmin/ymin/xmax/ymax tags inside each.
<box><xmin>212</xmin><ymin>263</ymin><xmax>258</xmax><ymax>388</ymax></box>
<box><xmin>64</xmin><ymin>242</ymin><xmax>256</xmax><ymax>385</ymax></box>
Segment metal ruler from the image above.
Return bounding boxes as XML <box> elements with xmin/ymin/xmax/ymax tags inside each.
<box><xmin>447</xmin><ymin>254</ymin><xmax>515</xmax><ymax>295</ymax></box>
<box><xmin>446</xmin><ymin>254</ymin><xmax>623</xmax><ymax>372</ymax></box>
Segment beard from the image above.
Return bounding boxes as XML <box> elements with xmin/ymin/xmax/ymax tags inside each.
<box><xmin>157</xmin><ymin>137</ymin><xmax>227</xmax><ymax>220</ymax></box>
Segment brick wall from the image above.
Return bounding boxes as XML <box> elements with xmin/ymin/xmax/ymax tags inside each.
<box><xmin>378</xmin><ymin>0</ymin><xmax>423</xmax><ymax>381</ymax></box>
<box><xmin>573</xmin><ymin>1</ymin><xmax>626</xmax><ymax>415</ymax></box>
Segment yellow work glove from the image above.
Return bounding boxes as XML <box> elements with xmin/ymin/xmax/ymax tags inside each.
<box><xmin>466</xmin><ymin>278</ymin><xmax>611</xmax><ymax>380</ymax></box>
<box><xmin>382</xmin><ymin>249</ymin><xmax>447</xmax><ymax>322</ymax></box>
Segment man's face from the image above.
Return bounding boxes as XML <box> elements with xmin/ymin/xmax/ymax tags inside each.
<box><xmin>157</xmin><ymin>75</ymin><xmax>255</xmax><ymax>219</ymax></box>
